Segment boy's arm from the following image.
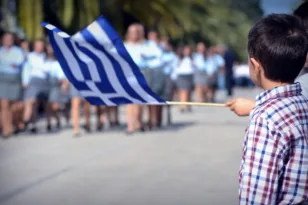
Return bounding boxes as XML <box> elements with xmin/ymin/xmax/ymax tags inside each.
<box><xmin>22</xmin><ymin>61</ymin><xmax>31</xmax><ymax>87</ymax></box>
<box><xmin>239</xmin><ymin>117</ymin><xmax>281</xmax><ymax>205</ymax></box>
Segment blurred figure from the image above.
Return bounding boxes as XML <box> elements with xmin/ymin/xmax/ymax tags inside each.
<box><xmin>107</xmin><ymin>106</ymin><xmax>119</xmax><ymax>128</ymax></box>
<box><xmin>12</xmin><ymin>39</ymin><xmax>31</xmax><ymax>134</ymax></box>
<box><xmin>23</xmin><ymin>39</ymin><xmax>49</xmax><ymax>133</ymax></box>
<box><xmin>160</xmin><ymin>38</ymin><xmax>178</xmax><ymax>125</ymax></box>
<box><xmin>205</xmin><ymin>47</ymin><xmax>225</xmax><ymax>102</ymax></box>
<box><xmin>193</xmin><ymin>42</ymin><xmax>208</xmax><ymax>102</ymax></box>
<box><xmin>233</xmin><ymin>62</ymin><xmax>254</xmax><ymax>87</ymax></box>
<box><xmin>0</xmin><ymin>33</ymin><xmax>24</xmax><ymax>137</ymax></box>
<box><xmin>124</xmin><ymin>24</ymin><xmax>146</xmax><ymax>134</ymax></box>
<box><xmin>216</xmin><ymin>45</ymin><xmax>235</xmax><ymax>97</ymax></box>
<box><xmin>96</xmin><ymin>105</ymin><xmax>106</xmax><ymax>131</ymax></box>
<box><xmin>20</xmin><ymin>39</ymin><xmax>30</xmax><ymax>55</ymax></box>
<box><xmin>69</xmin><ymin>85</ymin><xmax>91</xmax><ymax>137</ymax></box>
<box><xmin>144</xmin><ymin>30</ymin><xmax>164</xmax><ymax>128</ymax></box>
<box><xmin>45</xmin><ymin>44</ymin><xmax>66</xmax><ymax>131</ymax></box>
<box><xmin>174</xmin><ymin>45</ymin><xmax>194</xmax><ymax>112</ymax></box>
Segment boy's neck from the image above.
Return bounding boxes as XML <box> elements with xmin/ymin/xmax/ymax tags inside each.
<box><xmin>261</xmin><ymin>79</ymin><xmax>290</xmax><ymax>91</ymax></box>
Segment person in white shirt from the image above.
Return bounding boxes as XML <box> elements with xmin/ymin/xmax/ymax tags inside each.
<box><xmin>23</xmin><ymin>39</ymin><xmax>48</xmax><ymax>133</ymax></box>
<box><xmin>144</xmin><ymin>30</ymin><xmax>164</xmax><ymax>129</ymax></box>
<box><xmin>205</xmin><ymin>47</ymin><xmax>225</xmax><ymax>102</ymax></box>
<box><xmin>20</xmin><ymin>39</ymin><xmax>30</xmax><ymax>57</ymax></box>
<box><xmin>0</xmin><ymin>33</ymin><xmax>24</xmax><ymax>137</ymax></box>
<box><xmin>160</xmin><ymin>38</ymin><xmax>178</xmax><ymax>125</ymax></box>
<box><xmin>193</xmin><ymin>42</ymin><xmax>208</xmax><ymax>102</ymax></box>
<box><xmin>12</xmin><ymin>39</ymin><xmax>31</xmax><ymax>135</ymax></box>
<box><xmin>124</xmin><ymin>24</ymin><xmax>147</xmax><ymax>135</ymax></box>
<box><xmin>45</xmin><ymin>44</ymin><xmax>66</xmax><ymax>131</ymax></box>
<box><xmin>175</xmin><ymin>45</ymin><xmax>194</xmax><ymax>112</ymax></box>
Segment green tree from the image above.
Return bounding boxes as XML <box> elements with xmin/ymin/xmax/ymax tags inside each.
<box><xmin>9</xmin><ymin>0</ymin><xmax>263</xmax><ymax>60</ymax></box>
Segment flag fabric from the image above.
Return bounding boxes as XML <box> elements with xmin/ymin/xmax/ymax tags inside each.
<box><xmin>41</xmin><ymin>16</ymin><xmax>165</xmax><ymax>106</ymax></box>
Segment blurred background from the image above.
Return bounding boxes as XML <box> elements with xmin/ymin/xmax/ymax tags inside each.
<box><xmin>0</xmin><ymin>0</ymin><xmax>301</xmax><ymax>61</ymax></box>
<box><xmin>0</xmin><ymin>0</ymin><xmax>304</xmax><ymax>205</ymax></box>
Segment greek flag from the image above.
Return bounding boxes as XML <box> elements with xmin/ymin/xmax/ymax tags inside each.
<box><xmin>41</xmin><ymin>16</ymin><xmax>165</xmax><ymax>106</ymax></box>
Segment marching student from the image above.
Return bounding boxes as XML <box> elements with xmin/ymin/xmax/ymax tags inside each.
<box><xmin>12</xmin><ymin>39</ymin><xmax>31</xmax><ymax>134</ymax></box>
<box><xmin>20</xmin><ymin>39</ymin><xmax>30</xmax><ymax>56</ymax></box>
<box><xmin>124</xmin><ymin>24</ymin><xmax>147</xmax><ymax>134</ymax></box>
<box><xmin>144</xmin><ymin>30</ymin><xmax>164</xmax><ymax>128</ymax></box>
<box><xmin>174</xmin><ymin>45</ymin><xmax>195</xmax><ymax>112</ymax></box>
<box><xmin>23</xmin><ymin>39</ymin><xmax>49</xmax><ymax>133</ymax></box>
<box><xmin>193</xmin><ymin>42</ymin><xmax>208</xmax><ymax>102</ymax></box>
<box><xmin>45</xmin><ymin>43</ymin><xmax>66</xmax><ymax>131</ymax></box>
<box><xmin>230</xmin><ymin>14</ymin><xmax>308</xmax><ymax>204</ymax></box>
<box><xmin>0</xmin><ymin>33</ymin><xmax>24</xmax><ymax>137</ymax></box>
<box><xmin>160</xmin><ymin>38</ymin><xmax>178</xmax><ymax>125</ymax></box>
<box><xmin>204</xmin><ymin>47</ymin><xmax>225</xmax><ymax>102</ymax></box>
<box><xmin>96</xmin><ymin>105</ymin><xmax>106</xmax><ymax>131</ymax></box>
<box><xmin>69</xmin><ymin>84</ymin><xmax>91</xmax><ymax>137</ymax></box>
<box><xmin>106</xmin><ymin>106</ymin><xmax>119</xmax><ymax>128</ymax></box>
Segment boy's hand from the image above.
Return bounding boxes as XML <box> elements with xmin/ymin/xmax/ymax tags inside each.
<box><xmin>225</xmin><ymin>98</ymin><xmax>255</xmax><ymax>117</ymax></box>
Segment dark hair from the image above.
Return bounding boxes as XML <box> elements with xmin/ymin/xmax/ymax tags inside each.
<box><xmin>2</xmin><ymin>32</ymin><xmax>16</xmax><ymax>43</ymax></box>
<box><xmin>178</xmin><ymin>45</ymin><xmax>192</xmax><ymax>60</ymax></box>
<box><xmin>147</xmin><ymin>29</ymin><xmax>159</xmax><ymax>38</ymax></box>
<box><xmin>34</xmin><ymin>38</ymin><xmax>45</xmax><ymax>44</ymax></box>
<box><xmin>293</xmin><ymin>1</ymin><xmax>308</xmax><ymax>30</ymax></box>
<box><xmin>248</xmin><ymin>14</ymin><xmax>308</xmax><ymax>83</ymax></box>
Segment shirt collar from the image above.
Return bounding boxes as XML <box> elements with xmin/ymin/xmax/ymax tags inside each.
<box><xmin>255</xmin><ymin>83</ymin><xmax>302</xmax><ymax>106</ymax></box>
<box><xmin>31</xmin><ymin>52</ymin><xmax>46</xmax><ymax>58</ymax></box>
<box><xmin>0</xmin><ymin>46</ymin><xmax>15</xmax><ymax>52</ymax></box>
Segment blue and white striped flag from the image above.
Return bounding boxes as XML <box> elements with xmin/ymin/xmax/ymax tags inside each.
<box><xmin>41</xmin><ymin>16</ymin><xmax>165</xmax><ymax>106</ymax></box>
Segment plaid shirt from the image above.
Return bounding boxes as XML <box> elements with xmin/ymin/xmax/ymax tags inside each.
<box><xmin>239</xmin><ymin>83</ymin><xmax>308</xmax><ymax>205</ymax></box>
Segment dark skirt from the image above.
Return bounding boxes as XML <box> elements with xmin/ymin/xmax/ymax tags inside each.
<box><xmin>0</xmin><ymin>74</ymin><xmax>23</xmax><ymax>101</ymax></box>
<box><xmin>194</xmin><ymin>70</ymin><xmax>208</xmax><ymax>86</ymax></box>
<box><xmin>141</xmin><ymin>68</ymin><xmax>165</xmax><ymax>97</ymax></box>
<box><xmin>161</xmin><ymin>76</ymin><xmax>175</xmax><ymax>101</ymax></box>
<box><xmin>24</xmin><ymin>77</ymin><xmax>49</xmax><ymax>101</ymax></box>
<box><xmin>49</xmin><ymin>78</ymin><xmax>62</xmax><ymax>103</ymax></box>
<box><xmin>206</xmin><ymin>74</ymin><xmax>218</xmax><ymax>88</ymax></box>
<box><xmin>70</xmin><ymin>85</ymin><xmax>81</xmax><ymax>98</ymax></box>
<box><xmin>176</xmin><ymin>74</ymin><xmax>194</xmax><ymax>91</ymax></box>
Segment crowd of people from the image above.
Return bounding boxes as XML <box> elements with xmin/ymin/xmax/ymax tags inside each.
<box><xmin>0</xmin><ymin>23</ymin><xmax>237</xmax><ymax>137</ymax></box>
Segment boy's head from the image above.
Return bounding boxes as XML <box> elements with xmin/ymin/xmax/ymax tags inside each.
<box><xmin>247</xmin><ymin>14</ymin><xmax>308</xmax><ymax>87</ymax></box>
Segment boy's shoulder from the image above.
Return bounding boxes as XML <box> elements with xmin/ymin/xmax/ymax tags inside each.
<box><xmin>250</xmin><ymin>84</ymin><xmax>308</xmax><ymax>132</ymax></box>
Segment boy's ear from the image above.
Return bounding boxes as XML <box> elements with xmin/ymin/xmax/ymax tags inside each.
<box><xmin>249</xmin><ymin>57</ymin><xmax>262</xmax><ymax>73</ymax></box>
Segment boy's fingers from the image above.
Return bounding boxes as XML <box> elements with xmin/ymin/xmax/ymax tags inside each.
<box><xmin>225</xmin><ymin>99</ymin><xmax>236</xmax><ymax>106</ymax></box>
<box><xmin>230</xmin><ymin>104</ymin><xmax>236</xmax><ymax>111</ymax></box>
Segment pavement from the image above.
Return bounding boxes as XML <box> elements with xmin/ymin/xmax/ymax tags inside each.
<box><xmin>0</xmin><ymin>88</ymin><xmax>261</xmax><ymax>205</ymax></box>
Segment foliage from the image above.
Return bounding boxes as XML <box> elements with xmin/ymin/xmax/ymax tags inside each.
<box><xmin>1</xmin><ymin>0</ymin><xmax>263</xmax><ymax>61</ymax></box>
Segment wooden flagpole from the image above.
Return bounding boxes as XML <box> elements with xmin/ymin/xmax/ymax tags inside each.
<box><xmin>166</xmin><ymin>101</ymin><xmax>225</xmax><ymax>107</ymax></box>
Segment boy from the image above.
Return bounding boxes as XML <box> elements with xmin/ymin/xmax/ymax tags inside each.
<box><xmin>226</xmin><ymin>2</ymin><xmax>308</xmax><ymax>117</ymax></box>
<box><xmin>233</xmin><ymin>14</ymin><xmax>308</xmax><ymax>205</ymax></box>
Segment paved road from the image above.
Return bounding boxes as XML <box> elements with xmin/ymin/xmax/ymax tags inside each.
<box><xmin>0</xmin><ymin>88</ymin><xmax>261</xmax><ymax>205</ymax></box>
